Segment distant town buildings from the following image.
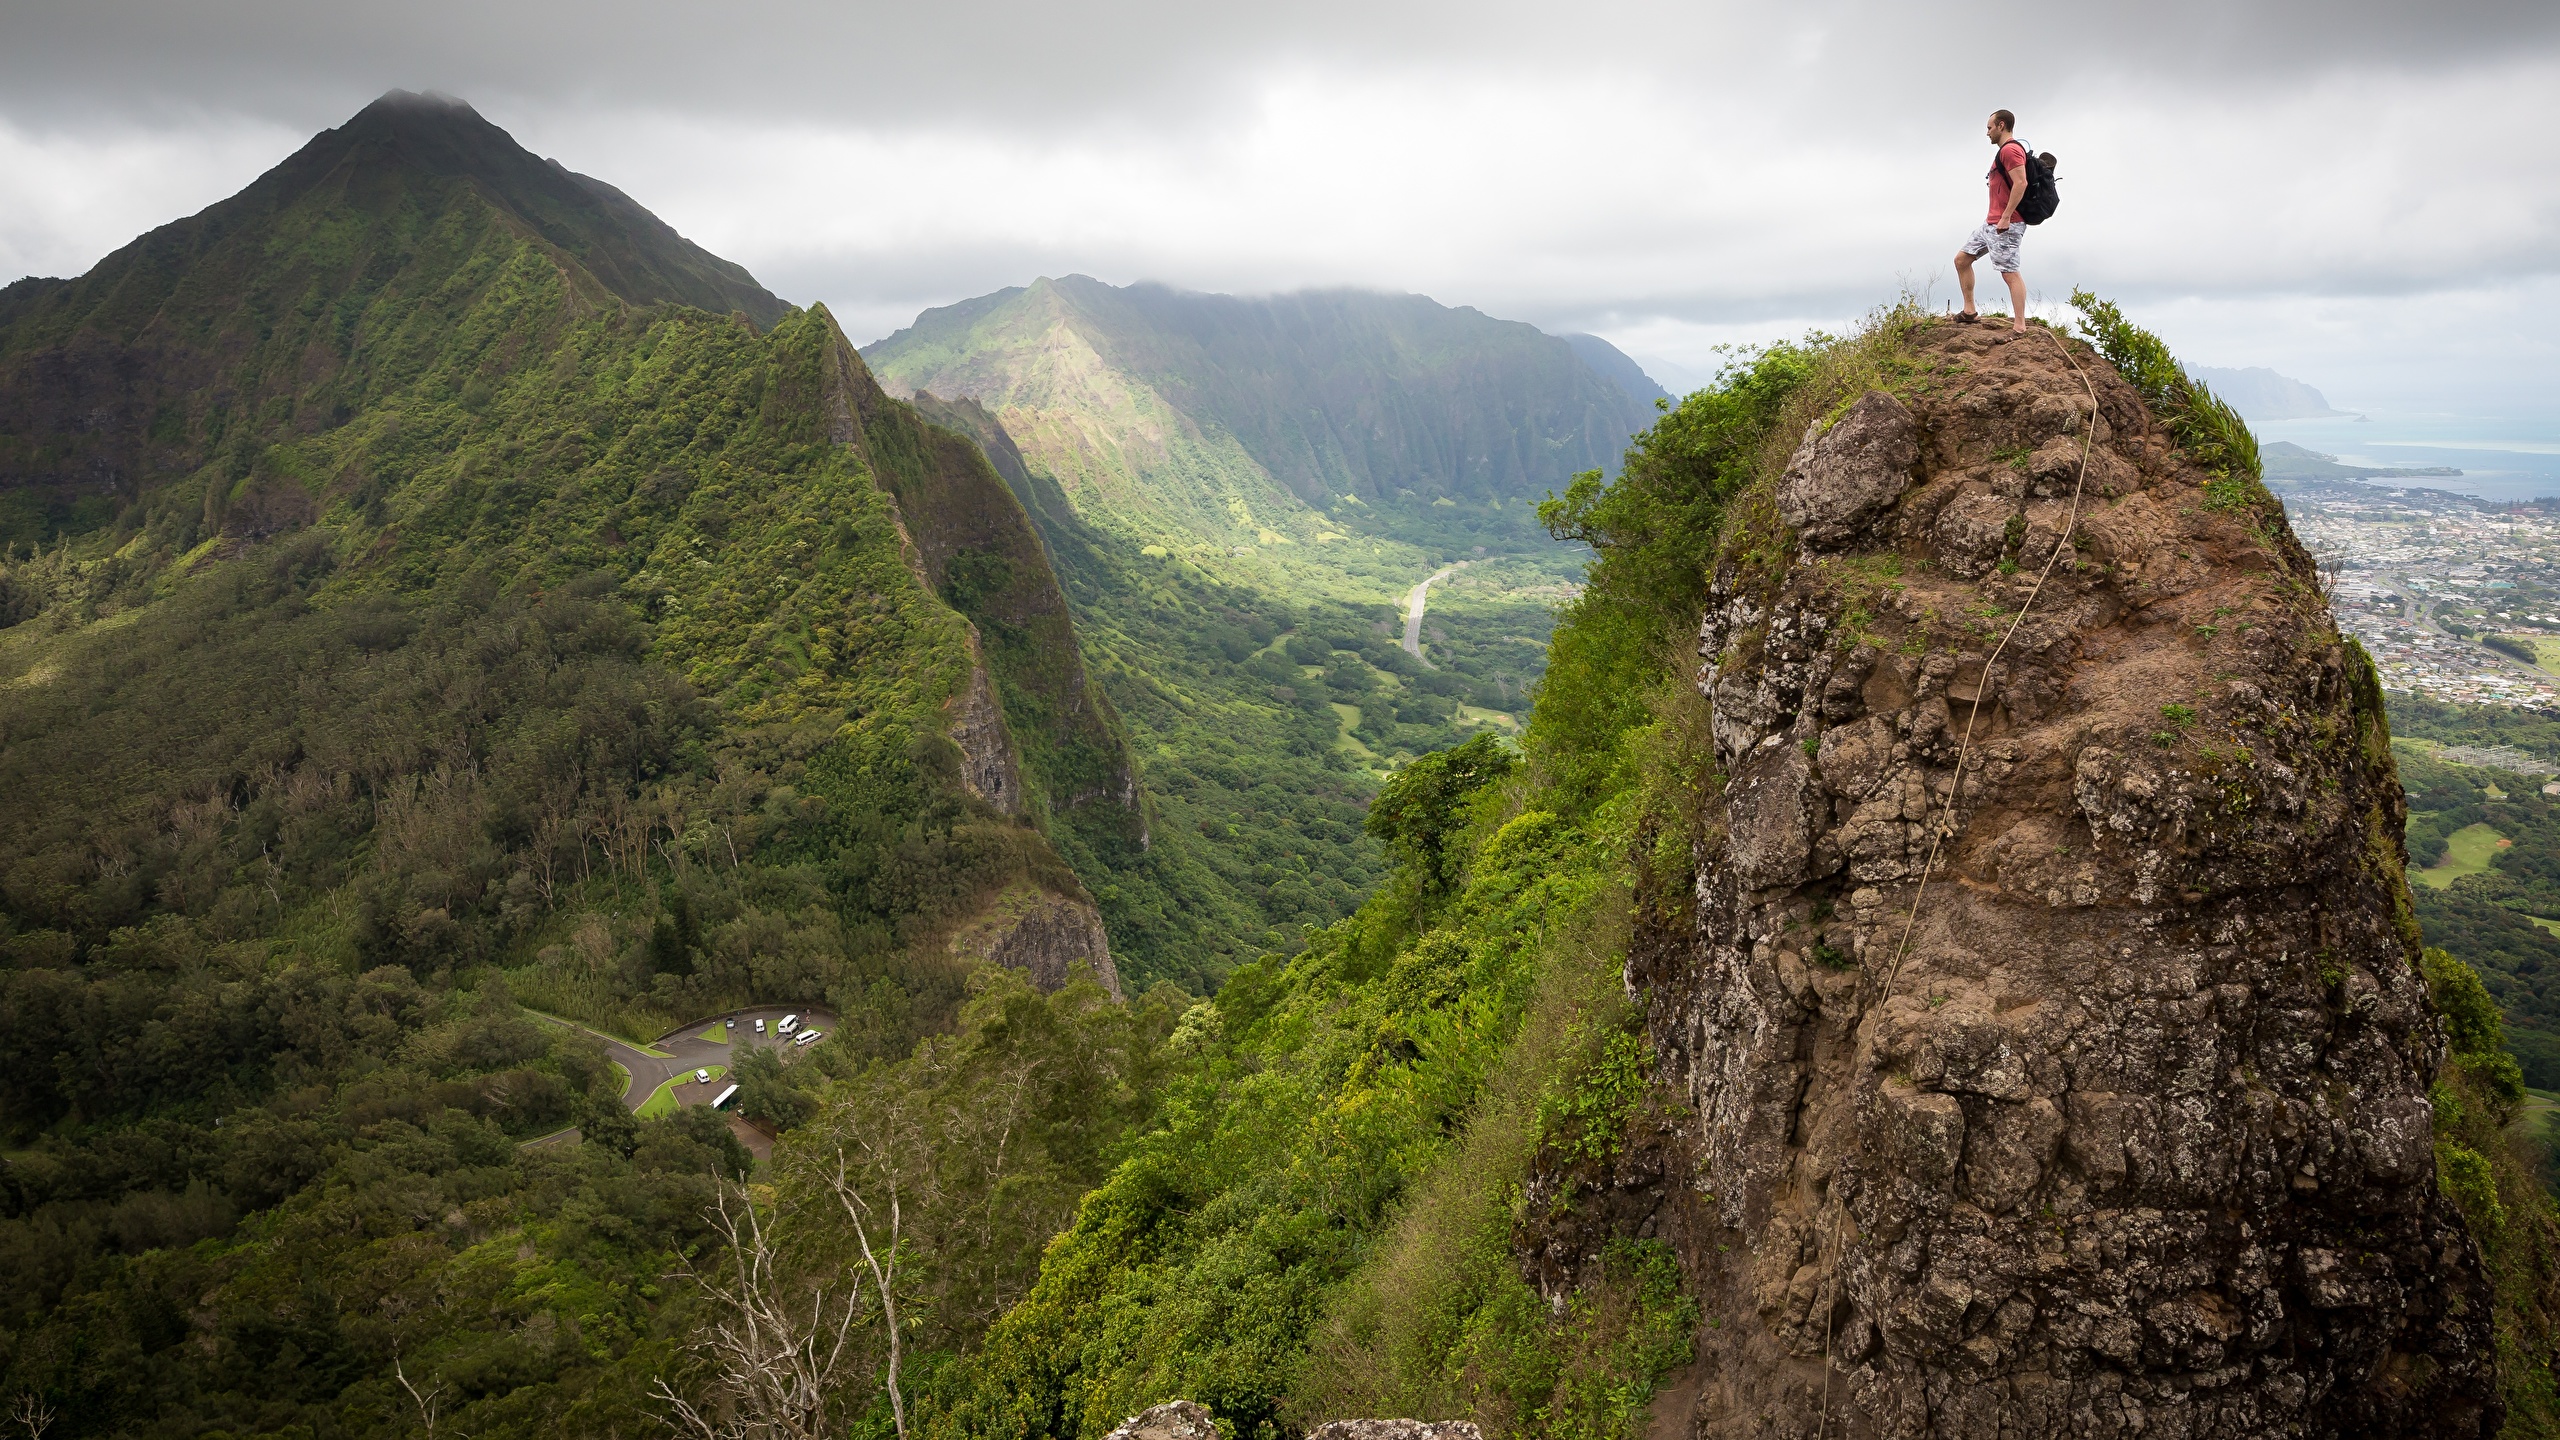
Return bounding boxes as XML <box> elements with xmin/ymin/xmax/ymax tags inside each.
<box><xmin>2279</xmin><ymin>478</ymin><xmax>2560</xmax><ymax>710</ymax></box>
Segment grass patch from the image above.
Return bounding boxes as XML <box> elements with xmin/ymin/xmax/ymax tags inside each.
<box><xmin>609</xmin><ymin>1060</ymin><xmax>632</xmax><ymax>1102</ymax></box>
<box><xmin>1334</xmin><ymin>701</ymin><xmax>1384</xmax><ymax>765</ymax></box>
<box><xmin>633</xmin><ymin>1064</ymin><xmax>727</xmax><ymax>1120</ymax></box>
<box><xmin>2493</xmin><ymin>634</ymin><xmax>2560</xmax><ymax>678</ymax></box>
<box><xmin>700</xmin><ymin>1021</ymin><xmax>727</xmax><ymax>1044</ymax></box>
<box><xmin>2418</xmin><ymin>823</ymin><xmax>2511</xmax><ymax>890</ymax></box>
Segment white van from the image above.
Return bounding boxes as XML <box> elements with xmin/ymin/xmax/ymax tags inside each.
<box><xmin>777</xmin><ymin>1013</ymin><xmax>799</xmax><ymax>1036</ymax></box>
<box><xmin>794</xmin><ymin>1030</ymin><xmax>823</xmax><ymax>1047</ymax></box>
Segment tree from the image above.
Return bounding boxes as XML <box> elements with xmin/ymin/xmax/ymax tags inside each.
<box><xmin>655</xmin><ymin>1183</ymin><xmax>868</xmax><ymax>1440</ymax></box>
<box><xmin>1363</xmin><ymin>731</ymin><xmax>1516</xmax><ymax>903</ymax></box>
<box><xmin>820</xmin><ymin>1153</ymin><xmax>910</xmax><ymax>1440</ymax></box>
<box><xmin>393</xmin><ymin>1356</ymin><xmax>450</xmax><ymax>1440</ymax></box>
<box><xmin>8</xmin><ymin>1396</ymin><xmax>53</xmax><ymax>1440</ymax></box>
<box><xmin>731</xmin><ymin>1045</ymin><xmax>818</xmax><ymax>1131</ymax></box>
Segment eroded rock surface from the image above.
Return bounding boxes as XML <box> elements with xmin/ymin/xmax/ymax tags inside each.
<box><xmin>1775</xmin><ymin>389</ymin><xmax>1921</xmax><ymax>550</ymax></box>
<box><xmin>1103</xmin><ymin>1401</ymin><xmax>1220</xmax><ymax>1440</ymax></box>
<box><xmin>1596</xmin><ymin>323</ymin><xmax>2494</xmax><ymax>1437</ymax></box>
<box><xmin>1306</xmin><ymin>1422</ymin><xmax>1486</xmax><ymax>1440</ymax></box>
<box><xmin>946</xmin><ymin>883</ymin><xmax>1121</xmax><ymax>997</ymax></box>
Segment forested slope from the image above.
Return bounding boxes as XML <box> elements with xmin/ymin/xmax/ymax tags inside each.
<box><xmin>0</xmin><ymin>92</ymin><xmax>1175</xmax><ymax>1436</ymax></box>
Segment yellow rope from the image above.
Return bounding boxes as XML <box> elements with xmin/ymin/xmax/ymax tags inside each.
<box><xmin>1811</xmin><ymin>323</ymin><xmax>2101</xmax><ymax>1439</ymax></box>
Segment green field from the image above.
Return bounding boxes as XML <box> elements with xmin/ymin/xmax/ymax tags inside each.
<box><xmin>2417</xmin><ymin>823</ymin><xmax>2510</xmax><ymax>889</ymax></box>
<box><xmin>2495</xmin><ymin>634</ymin><xmax>2560</xmax><ymax>678</ymax></box>
<box><xmin>1331</xmin><ymin>702</ymin><xmax>1383</xmax><ymax>766</ymax></box>
<box><xmin>634</xmin><ymin>1064</ymin><xmax>727</xmax><ymax>1120</ymax></box>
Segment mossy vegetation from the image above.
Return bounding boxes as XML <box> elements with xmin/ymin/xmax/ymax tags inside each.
<box><xmin>2423</xmin><ymin>947</ymin><xmax>2560</xmax><ymax>1433</ymax></box>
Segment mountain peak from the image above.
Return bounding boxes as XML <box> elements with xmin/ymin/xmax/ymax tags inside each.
<box><xmin>18</xmin><ymin>91</ymin><xmax>793</xmax><ymax>330</ymax></box>
<box><xmin>358</xmin><ymin>87</ymin><xmax>483</xmax><ymax>120</ymax></box>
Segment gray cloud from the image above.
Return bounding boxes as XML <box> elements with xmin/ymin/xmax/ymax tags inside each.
<box><xmin>2</xmin><ymin>0</ymin><xmax>2553</xmax><ymax>131</ymax></box>
<box><xmin>3</xmin><ymin>0</ymin><xmax>2556</xmax><ymax>416</ymax></box>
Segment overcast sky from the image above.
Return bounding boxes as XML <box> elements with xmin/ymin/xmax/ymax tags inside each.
<box><xmin>4</xmin><ymin>0</ymin><xmax>2556</xmax><ymax>422</ymax></box>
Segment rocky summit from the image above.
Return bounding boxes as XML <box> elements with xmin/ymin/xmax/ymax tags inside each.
<box><xmin>1625</xmin><ymin>320</ymin><xmax>2495</xmax><ymax>1436</ymax></box>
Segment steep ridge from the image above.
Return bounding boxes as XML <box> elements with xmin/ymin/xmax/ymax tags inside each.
<box><xmin>0</xmin><ymin>90</ymin><xmax>785</xmax><ymax>545</ymax></box>
<box><xmin>863</xmin><ymin>275</ymin><xmax>1662</xmax><ymax>549</ymax></box>
<box><xmin>0</xmin><ymin>91</ymin><xmax>1134</xmax><ymax>1011</ymax></box>
<box><xmin>1577</xmin><ymin>318</ymin><xmax>2505</xmax><ymax>1435</ymax></box>
<box><xmin>869</xmin><ymin>288</ymin><xmax>1661</xmax><ymax>980</ymax></box>
<box><xmin>907</xmin><ymin>384</ymin><xmax>1403</xmax><ymax>984</ymax></box>
<box><xmin>0</xmin><ymin>96</ymin><xmax>1266</xmax><ymax>1438</ymax></box>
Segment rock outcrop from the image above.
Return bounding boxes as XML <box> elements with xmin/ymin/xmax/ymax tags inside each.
<box><xmin>1103</xmin><ymin>1401</ymin><xmax>1220</xmax><ymax>1440</ymax></box>
<box><xmin>1100</xmin><ymin>1404</ymin><xmax>1482</xmax><ymax>1440</ymax></box>
<box><xmin>946</xmin><ymin>883</ymin><xmax>1122</xmax><ymax>997</ymax></box>
<box><xmin>1305</xmin><ymin>1422</ymin><xmax>1486</xmax><ymax>1440</ymax></box>
<box><xmin>945</xmin><ymin>655</ymin><xmax>1028</xmax><ymax>817</ymax></box>
<box><xmin>1614</xmin><ymin>323</ymin><xmax>2495</xmax><ymax>1437</ymax></box>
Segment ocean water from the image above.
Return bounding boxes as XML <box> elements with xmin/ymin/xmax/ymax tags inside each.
<box><xmin>2256</xmin><ymin>414</ymin><xmax>2560</xmax><ymax>503</ymax></box>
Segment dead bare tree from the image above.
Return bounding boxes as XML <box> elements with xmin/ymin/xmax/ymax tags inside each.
<box><xmin>654</xmin><ymin>1182</ymin><xmax>864</xmax><ymax>1440</ymax></box>
<box><xmin>820</xmin><ymin>1154</ymin><xmax>910</xmax><ymax>1440</ymax></box>
<box><xmin>393</xmin><ymin>1355</ymin><xmax>450</xmax><ymax>1440</ymax></box>
<box><xmin>8</xmin><ymin>1394</ymin><xmax>54</xmax><ymax>1440</ymax></box>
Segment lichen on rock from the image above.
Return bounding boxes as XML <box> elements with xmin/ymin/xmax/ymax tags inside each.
<box><xmin>1612</xmin><ymin>319</ymin><xmax>2498</xmax><ymax>1437</ymax></box>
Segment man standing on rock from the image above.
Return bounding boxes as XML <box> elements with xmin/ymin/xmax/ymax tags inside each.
<box><xmin>1954</xmin><ymin>109</ymin><xmax>2031</xmax><ymax>333</ymax></box>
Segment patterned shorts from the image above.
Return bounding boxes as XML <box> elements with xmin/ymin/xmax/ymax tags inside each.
<box><xmin>1962</xmin><ymin>221</ymin><xmax>2025</xmax><ymax>273</ymax></box>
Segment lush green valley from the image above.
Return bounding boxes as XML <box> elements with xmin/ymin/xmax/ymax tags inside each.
<box><xmin>0</xmin><ymin>89</ymin><xmax>1706</xmax><ymax>1438</ymax></box>
<box><xmin>873</xmin><ymin>280</ymin><xmax>1674</xmax><ymax>980</ymax></box>
<box><xmin>2388</xmin><ymin>701</ymin><xmax>2560</xmax><ymax>1090</ymax></box>
<box><xmin>20</xmin><ymin>82</ymin><xmax>2547</xmax><ymax>1440</ymax></box>
<box><xmin>0</xmin><ymin>91</ymin><xmax>1183</xmax><ymax>1436</ymax></box>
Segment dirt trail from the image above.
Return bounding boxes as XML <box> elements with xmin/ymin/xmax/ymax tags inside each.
<box><xmin>1402</xmin><ymin>562</ymin><xmax>1468</xmax><ymax>663</ymax></box>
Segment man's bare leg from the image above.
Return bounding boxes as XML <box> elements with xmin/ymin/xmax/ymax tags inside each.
<box><xmin>2003</xmin><ymin>268</ymin><xmax>2028</xmax><ymax>332</ymax></box>
<box><xmin>1954</xmin><ymin>251</ymin><xmax>1978</xmax><ymax>316</ymax></box>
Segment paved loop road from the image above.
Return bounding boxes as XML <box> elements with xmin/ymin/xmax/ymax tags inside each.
<box><xmin>527</xmin><ymin>1005</ymin><xmax>836</xmax><ymax>1114</ymax></box>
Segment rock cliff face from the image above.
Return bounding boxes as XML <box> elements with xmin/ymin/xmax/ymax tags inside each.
<box><xmin>946</xmin><ymin>883</ymin><xmax>1122</xmax><ymax>998</ymax></box>
<box><xmin>1620</xmin><ymin>323</ymin><xmax>2496</xmax><ymax>1437</ymax></box>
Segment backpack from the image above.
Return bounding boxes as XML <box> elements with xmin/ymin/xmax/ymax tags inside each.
<box><xmin>2011</xmin><ymin>142</ymin><xmax>2060</xmax><ymax>225</ymax></box>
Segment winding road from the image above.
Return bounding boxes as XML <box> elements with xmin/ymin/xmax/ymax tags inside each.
<box><xmin>1402</xmin><ymin>562</ymin><xmax>1468</xmax><ymax>666</ymax></box>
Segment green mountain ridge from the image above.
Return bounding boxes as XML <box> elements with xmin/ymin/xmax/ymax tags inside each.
<box><xmin>0</xmin><ymin>89</ymin><xmax>790</xmax><ymax>547</ymax></box>
<box><xmin>0</xmin><ymin>89</ymin><xmax>1233</xmax><ymax>1437</ymax></box>
<box><xmin>863</xmin><ymin>275</ymin><xmax>1661</xmax><ymax>553</ymax></box>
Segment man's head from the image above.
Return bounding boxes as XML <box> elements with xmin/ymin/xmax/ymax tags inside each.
<box><xmin>1987</xmin><ymin>110</ymin><xmax>2015</xmax><ymax>143</ymax></box>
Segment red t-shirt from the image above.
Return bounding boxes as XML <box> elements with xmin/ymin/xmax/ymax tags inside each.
<box><xmin>1986</xmin><ymin>140</ymin><xmax>2027</xmax><ymax>223</ymax></box>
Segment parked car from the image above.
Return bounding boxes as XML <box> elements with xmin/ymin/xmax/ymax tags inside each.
<box><xmin>695</xmin><ymin>1068</ymin><xmax>711</xmax><ymax>1084</ymax></box>
<box><xmin>778</xmin><ymin>1013</ymin><xmax>799</xmax><ymax>1035</ymax></box>
<box><xmin>754</xmin><ymin>1018</ymin><xmax>766</xmax><ymax>1034</ymax></box>
<box><xmin>794</xmin><ymin>1031</ymin><xmax>824</xmax><ymax>1047</ymax></box>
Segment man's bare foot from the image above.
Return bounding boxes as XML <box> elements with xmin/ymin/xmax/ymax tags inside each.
<box><xmin>2010</xmin><ymin>321</ymin><xmax>2029</xmax><ymax>334</ymax></box>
